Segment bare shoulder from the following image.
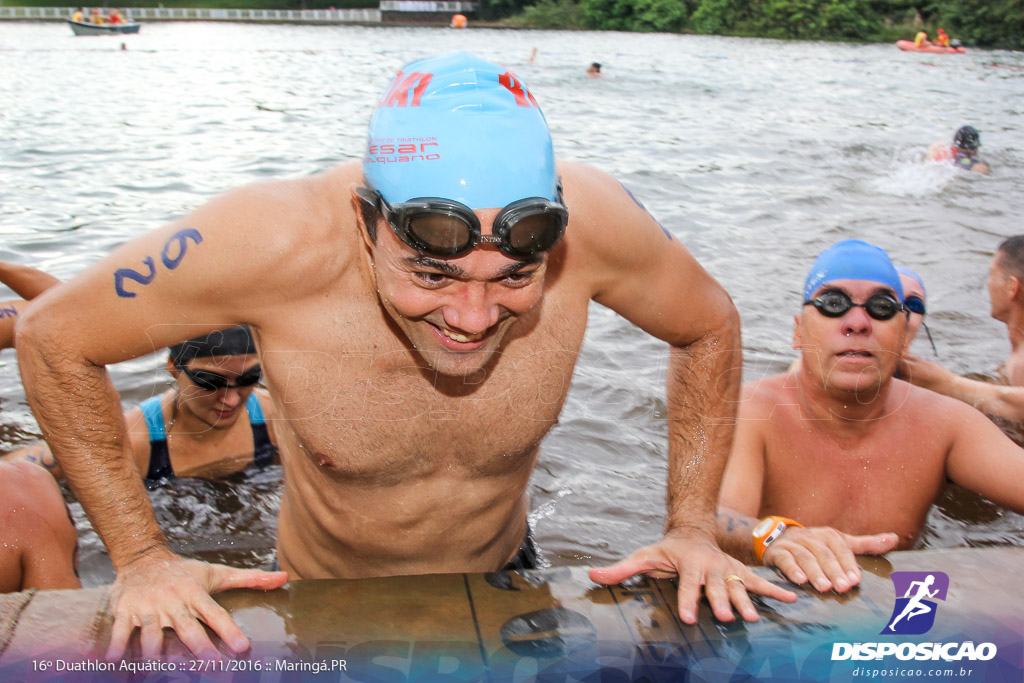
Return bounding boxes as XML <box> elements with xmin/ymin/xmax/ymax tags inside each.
<box><xmin>738</xmin><ymin>373</ymin><xmax>793</xmax><ymax>420</ymax></box>
<box><xmin>124</xmin><ymin>162</ymin><xmax>368</xmax><ymax>320</ymax></box>
<box><xmin>557</xmin><ymin>161</ymin><xmax>649</xmax><ymax>236</ymax></box>
<box><xmin>194</xmin><ymin>163</ymin><xmax>362</xmax><ymax>274</ymax></box>
<box><xmin>896</xmin><ymin>379</ymin><xmax>992</xmax><ymax>429</ymax></box>
<box><xmin>0</xmin><ymin>460</ymin><xmax>63</xmax><ymax>505</ymax></box>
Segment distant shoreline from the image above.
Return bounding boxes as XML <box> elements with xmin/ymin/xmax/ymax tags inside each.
<box><xmin>0</xmin><ymin>5</ymin><xmax>495</xmax><ymax>26</ymax></box>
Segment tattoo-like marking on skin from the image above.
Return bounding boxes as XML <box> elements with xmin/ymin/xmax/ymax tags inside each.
<box><xmin>25</xmin><ymin>444</ymin><xmax>58</xmax><ymax>469</ymax></box>
<box><xmin>114</xmin><ymin>257</ymin><xmax>156</xmax><ymax>298</ymax></box>
<box><xmin>0</xmin><ymin>306</ymin><xmax>17</xmax><ymax>319</ymax></box>
<box><xmin>618</xmin><ymin>182</ymin><xmax>674</xmax><ymax>241</ymax></box>
<box><xmin>718</xmin><ymin>511</ymin><xmax>752</xmax><ymax>533</ymax></box>
<box><xmin>114</xmin><ymin>228</ymin><xmax>204</xmax><ymax>298</ymax></box>
<box><xmin>161</xmin><ymin>228</ymin><xmax>203</xmax><ymax>270</ymax></box>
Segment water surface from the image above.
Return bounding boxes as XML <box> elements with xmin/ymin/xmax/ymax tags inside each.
<box><xmin>1</xmin><ymin>22</ymin><xmax>1023</xmax><ymax>584</ymax></box>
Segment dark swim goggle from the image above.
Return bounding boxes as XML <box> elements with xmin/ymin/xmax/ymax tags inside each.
<box><xmin>356</xmin><ymin>185</ymin><xmax>568</xmax><ymax>259</ymax></box>
<box><xmin>803</xmin><ymin>289</ymin><xmax>906</xmax><ymax>321</ymax></box>
<box><xmin>177</xmin><ymin>364</ymin><xmax>262</xmax><ymax>392</ymax></box>
<box><xmin>903</xmin><ymin>295</ymin><xmax>939</xmax><ymax>355</ymax></box>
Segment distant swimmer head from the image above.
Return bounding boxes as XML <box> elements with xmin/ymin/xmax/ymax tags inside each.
<box><xmin>895</xmin><ymin>265</ymin><xmax>926</xmax><ymax>299</ymax></box>
<box><xmin>804</xmin><ymin>239</ymin><xmax>903</xmax><ymax>301</ymax></box>
<box><xmin>953</xmin><ymin>125</ymin><xmax>980</xmax><ymax>151</ymax></box>
<box><xmin>363</xmin><ymin>51</ymin><xmax>558</xmax><ymax>209</ymax></box>
<box><xmin>169</xmin><ymin>325</ymin><xmax>257</xmax><ymax>365</ymax></box>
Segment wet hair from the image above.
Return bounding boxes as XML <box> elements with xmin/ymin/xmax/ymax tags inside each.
<box><xmin>996</xmin><ymin>236</ymin><xmax>1024</xmax><ymax>279</ymax></box>
<box><xmin>168</xmin><ymin>325</ymin><xmax>256</xmax><ymax>366</ymax></box>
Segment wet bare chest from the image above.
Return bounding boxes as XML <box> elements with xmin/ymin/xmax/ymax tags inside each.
<box><xmin>260</xmin><ymin>313</ymin><xmax>585</xmax><ymax>480</ymax></box>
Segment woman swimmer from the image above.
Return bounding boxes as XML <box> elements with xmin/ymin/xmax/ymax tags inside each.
<box><xmin>4</xmin><ymin>326</ymin><xmax>279</xmax><ymax>485</ymax></box>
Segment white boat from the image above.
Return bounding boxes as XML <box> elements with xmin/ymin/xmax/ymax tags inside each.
<box><xmin>67</xmin><ymin>19</ymin><xmax>141</xmax><ymax>36</ymax></box>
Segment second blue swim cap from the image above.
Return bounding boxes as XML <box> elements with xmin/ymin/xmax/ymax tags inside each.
<box><xmin>804</xmin><ymin>239</ymin><xmax>903</xmax><ymax>301</ymax></box>
<box><xmin>363</xmin><ymin>51</ymin><xmax>558</xmax><ymax>209</ymax></box>
<box><xmin>895</xmin><ymin>265</ymin><xmax>926</xmax><ymax>297</ymax></box>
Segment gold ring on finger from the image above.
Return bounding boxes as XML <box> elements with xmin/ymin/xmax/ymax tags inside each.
<box><xmin>724</xmin><ymin>574</ymin><xmax>745</xmax><ymax>585</ymax></box>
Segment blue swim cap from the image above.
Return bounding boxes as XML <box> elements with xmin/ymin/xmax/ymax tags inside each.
<box><xmin>363</xmin><ymin>51</ymin><xmax>558</xmax><ymax>209</ymax></box>
<box><xmin>895</xmin><ymin>265</ymin><xmax>926</xmax><ymax>298</ymax></box>
<box><xmin>803</xmin><ymin>240</ymin><xmax>903</xmax><ymax>301</ymax></box>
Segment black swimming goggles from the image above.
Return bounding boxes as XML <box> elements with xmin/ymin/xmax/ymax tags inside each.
<box><xmin>356</xmin><ymin>185</ymin><xmax>568</xmax><ymax>260</ymax></box>
<box><xmin>903</xmin><ymin>295</ymin><xmax>940</xmax><ymax>355</ymax></box>
<box><xmin>803</xmin><ymin>289</ymin><xmax>906</xmax><ymax>321</ymax></box>
<box><xmin>178</xmin><ymin>364</ymin><xmax>262</xmax><ymax>392</ymax></box>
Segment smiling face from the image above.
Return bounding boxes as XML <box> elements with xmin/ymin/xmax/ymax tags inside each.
<box><xmin>360</xmin><ymin>204</ymin><xmax>550</xmax><ymax>377</ymax></box>
<box><xmin>169</xmin><ymin>353</ymin><xmax>261</xmax><ymax>430</ymax></box>
<box><xmin>794</xmin><ymin>279</ymin><xmax>908</xmax><ymax>394</ymax></box>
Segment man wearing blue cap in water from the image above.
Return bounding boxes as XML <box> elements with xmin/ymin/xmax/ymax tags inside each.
<box><xmin>16</xmin><ymin>51</ymin><xmax>789</xmax><ymax>659</ymax></box>
<box><xmin>715</xmin><ymin>239</ymin><xmax>1024</xmax><ymax>592</ymax></box>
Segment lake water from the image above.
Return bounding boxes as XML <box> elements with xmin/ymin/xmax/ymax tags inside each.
<box><xmin>1</xmin><ymin>21</ymin><xmax>1023</xmax><ymax>586</ymax></box>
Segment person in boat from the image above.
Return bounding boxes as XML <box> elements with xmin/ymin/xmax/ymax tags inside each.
<box><xmin>71</xmin><ymin>7</ymin><xmax>84</xmax><ymax>22</ymax></box>
<box><xmin>914</xmin><ymin>30</ymin><xmax>931</xmax><ymax>48</ymax></box>
<box><xmin>108</xmin><ymin>9</ymin><xmax>125</xmax><ymax>25</ymax></box>
<box><xmin>89</xmin><ymin>8</ymin><xmax>104</xmax><ymax>24</ymax></box>
<box><xmin>16</xmin><ymin>50</ymin><xmax>790</xmax><ymax>660</ymax></box>
<box><xmin>716</xmin><ymin>239</ymin><xmax>1024</xmax><ymax>593</ymax></box>
<box><xmin>4</xmin><ymin>326</ymin><xmax>278</xmax><ymax>485</ymax></box>
<box><xmin>0</xmin><ymin>261</ymin><xmax>60</xmax><ymax>352</ymax></box>
<box><xmin>901</xmin><ymin>235</ymin><xmax>1024</xmax><ymax>421</ymax></box>
<box><xmin>928</xmin><ymin>125</ymin><xmax>990</xmax><ymax>175</ymax></box>
<box><xmin>935</xmin><ymin>28</ymin><xmax>951</xmax><ymax>47</ymax></box>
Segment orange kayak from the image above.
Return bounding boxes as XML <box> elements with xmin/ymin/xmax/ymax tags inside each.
<box><xmin>897</xmin><ymin>40</ymin><xmax>966</xmax><ymax>53</ymax></box>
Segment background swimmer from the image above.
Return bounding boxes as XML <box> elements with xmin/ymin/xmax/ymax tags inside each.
<box><xmin>717</xmin><ymin>240</ymin><xmax>1024</xmax><ymax>592</ymax></box>
<box><xmin>902</xmin><ymin>235</ymin><xmax>1024</xmax><ymax>421</ymax></box>
<box><xmin>5</xmin><ymin>326</ymin><xmax>278</xmax><ymax>483</ymax></box>
<box><xmin>0</xmin><ymin>261</ymin><xmax>59</xmax><ymax>351</ymax></box>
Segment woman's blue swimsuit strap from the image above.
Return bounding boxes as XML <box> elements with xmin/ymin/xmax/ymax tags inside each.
<box><xmin>142</xmin><ymin>393</ymin><xmax>276</xmax><ymax>486</ymax></box>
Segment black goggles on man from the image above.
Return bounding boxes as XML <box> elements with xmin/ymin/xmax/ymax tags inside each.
<box><xmin>356</xmin><ymin>185</ymin><xmax>568</xmax><ymax>260</ymax></box>
<box><xmin>803</xmin><ymin>289</ymin><xmax>906</xmax><ymax>321</ymax></box>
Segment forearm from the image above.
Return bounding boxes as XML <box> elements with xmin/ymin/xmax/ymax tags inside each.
<box><xmin>941</xmin><ymin>375</ymin><xmax>1024</xmax><ymax>421</ymax></box>
<box><xmin>17</xmin><ymin>320</ymin><xmax>167</xmax><ymax>568</ymax></box>
<box><xmin>716</xmin><ymin>506</ymin><xmax>758</xmax><ymax>564</ymax></box>
<box><xmin>664</xmin><ymin>311</ymin><xmax>742</xmax><ymax>537</ymax></box>
<box><xmin>0</xmin><ymin>262</ymin><xmax>59</xmax><ymax>300</ymax></box>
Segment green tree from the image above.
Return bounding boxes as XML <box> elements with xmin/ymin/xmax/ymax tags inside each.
<box><xmin>938</xmin><ymin>0</ymin><xmax>1024</xmax><ymax>48</ymax></box>
<box><xmin>581</xmin><ymin>0</ymin><xmax>691</xmax><ymax>31</ymax></box>
<box><xmin>515</xmin><ymin>0</ymin><xmax>584</xmax><ymax>27</ymax></box>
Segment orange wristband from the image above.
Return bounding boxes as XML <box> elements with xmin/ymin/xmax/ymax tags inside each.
<box><xmin>752</xmin><ymin>516</ymin><xmax>803</xmax><ymax>564</ymax></box>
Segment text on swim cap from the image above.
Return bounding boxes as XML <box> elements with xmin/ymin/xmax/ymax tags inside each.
<box><xmin>380</xmin><ymin>71</ymin><xmax>432</xmax><ymax>108</ymax></box>
<box><xmin>498</xmin><ymin>69</ymin><xmax>538</xmax><ymax>108</ymax></box>
<box><xmin>378</xmin><ymin>67</ymin><xmax>538</xmax><ymax>110</ymax></box>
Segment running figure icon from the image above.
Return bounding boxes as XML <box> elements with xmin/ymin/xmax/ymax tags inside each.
<box><xmin>887</xmin><ymin>574</ymin><xmax>939</xmax><ymax>632</ymax></box>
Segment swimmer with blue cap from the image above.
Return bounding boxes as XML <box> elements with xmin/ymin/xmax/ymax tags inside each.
<box><xmin>795</xmin><ymin>239</ymin><xmax>909</xmax><ymax>391</ymax></box>
<box><xmin>16</xmin><ymin>50</ymin><xmax>791</xmax><ymax>658</ymax></box>
<box><xmin>716</xmin><ymin>237</ymin><xmax>1024</xmax><ymax>599</ymax></box>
